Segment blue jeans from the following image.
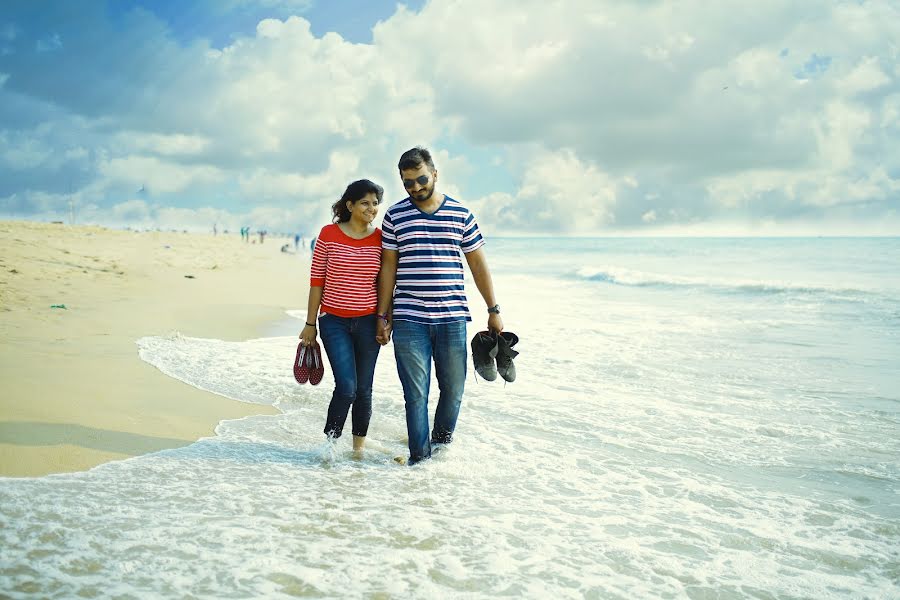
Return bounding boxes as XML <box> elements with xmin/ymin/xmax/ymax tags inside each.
<box><xmin>392</xmin><ymin>319</ymin><xmax>468</xmax><ymax>464</ymax></box>
<box><xmin>318</xmin><ymin>313</ymin><xmax>381</xmax><ymax>438</ymax></box>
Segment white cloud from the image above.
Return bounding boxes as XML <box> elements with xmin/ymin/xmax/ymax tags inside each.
<box><xmin>732</xmin><ymin>48</ymin><xmax>786</xmax><ymax>89</ymax></box>
<box><xmin>840</xmin><ymin>56</ymin><xmax>891</xmax><ymax>95</ymax></box>
<box><xmin>98</xmin><ymin>155</ymin><xmax>225</xmax><ymax>194</ymax></box>
<box><xmin>198</xmin><ymin>17</ymin><xmax>401</xmax><ymax>147</ymax></box>
<box><xmin>372</xmin><ymin>0</ymin><xmax>899</xmax><ymax>229</ymax></box>
<box><xmin>464</xmin><ymin>191</ymin><xmax>513</xmax><ymax>238</ymax></box>
<box><xmin>127</xmin><ymin>133</ymin><xmax>211</xmax><ymax>156</ymax></box>
<box><xmin>469</xmin><ymin>148</ymin><xmax>624</xmax><ymax>233</ymax></box>
<box><xmin>882</xmin><ymin>94</ymin><xmax>900</xmax><ymax>128</ymax></box>
<box><xmin>0</xmin><ymin>132</ymin><xmax>52</xmax><ymax>169</ymax></box>
<box><xmin>238</xmin><ymin>149</ymin><xmax>359</xmax><ymax>201</ymax></box>
<box><xmin>1</xmin><ymin>1</ymin><xmax>898</xmax><ymax>234</ymax></box>
<box><xmin>425</xmin><ymin>148</ymin><xmax>470</xmax><ymax>202</ymax></box>
<box><xmin>643</xmin><ymin>32</ymin><xmax>696</xmax><ymax>64</ymax></box>
<box><xmin>110</xmin><ymin>198</ymin><xmax>151</xmax><ymax>222</ymax></box>
<box><xmin>2</xmin><ymin>190</ymin><xmax>68</xmax><ymax>213</ymax></box>
<box><xmin>816</xmin><ymin>101</ymin><xmax>872</xmax><ymax>171</ymax></box>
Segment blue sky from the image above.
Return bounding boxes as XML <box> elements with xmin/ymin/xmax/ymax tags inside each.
<box><xmin>1</xmin><ymin>0</ymin><xmax>898</xmax><ymax>235</ymax></box>
<box><xmin>106</xmin><ymin>0</ymin><xmax>427</xmax><ymax>46</ymax></box>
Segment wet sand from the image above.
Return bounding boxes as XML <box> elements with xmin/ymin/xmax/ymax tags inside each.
<box><xmin>0</xmin><ymin>220</ymin><xmax>308</xmax><ymax>477</ymax></box>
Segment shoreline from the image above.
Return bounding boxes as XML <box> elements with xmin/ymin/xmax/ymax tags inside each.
<box><xmin>0</xmin><ymin>220</ymin><xmax>308</xmax><ymax>477</ymax></box>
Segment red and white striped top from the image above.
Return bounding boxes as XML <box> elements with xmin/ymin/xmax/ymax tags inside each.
<box><xmin>310</xmin><ymin>223</ymin><xmax>382</xmax><ymax>317</ymax></box>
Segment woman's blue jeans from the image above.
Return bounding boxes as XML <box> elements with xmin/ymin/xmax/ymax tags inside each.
<box><xmin>391</xmin><ymin>319</ymin><xmax>468</xmax><ymax>464</ymax></box>
<box><xmin>318</xmin><ymin>313</ymin><xmax>381</xmax><ymax>438</ymax></box>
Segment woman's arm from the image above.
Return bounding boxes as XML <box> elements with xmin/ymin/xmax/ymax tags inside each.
<box><xmin>300</xmin><ymin>286</ymin><xmax>323</xmax><ymax>346</ymax></box>
<box><xmin>302</xmin><ymin>228</ymin><xmax>328</xmax><ymax>346</ymax></box>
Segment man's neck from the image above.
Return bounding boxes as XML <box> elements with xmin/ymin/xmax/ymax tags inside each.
<box><xmin>414</xmin><ymin>192</ymin><xmax>444</xmax><ymax>214</ymax></box>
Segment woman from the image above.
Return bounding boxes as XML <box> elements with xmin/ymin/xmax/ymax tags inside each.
<box><xmin>300</xmin><ymin>179</ymin><xmax>384</xmax><ymax>455</ymax></box>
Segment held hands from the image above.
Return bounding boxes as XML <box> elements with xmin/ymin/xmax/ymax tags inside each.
<box><xmin>299</xmin><ymin>324</ymin><xmax>318</xmax><ymax>347</ymax></box>
<box><xmin>375</xmin><ymin>318</ymin><xmax>392</xmax><ymax>346</ymax></box>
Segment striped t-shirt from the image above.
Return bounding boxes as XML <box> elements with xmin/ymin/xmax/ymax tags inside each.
<box><xmin>381</xmin><ymin>195</ymin><xmax>485</xmax><ymax>324</ymax></box>
<box><xmin>310</xmin><ymin>223</ymin><xmax>382</xmax><ymax>317</ymax></box>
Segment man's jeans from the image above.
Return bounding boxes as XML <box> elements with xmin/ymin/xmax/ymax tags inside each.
<box><xmin>318</xmin><ymin>313</ymin><xmax>381</xmax><ymax>438</ymax></box>
<box><xmin>392</xmin><ymin>319</ymin><xmax>467</xmax><ymax>464</ymax></box>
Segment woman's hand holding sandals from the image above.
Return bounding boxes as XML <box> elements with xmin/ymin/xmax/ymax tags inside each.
<box><xmin>299</xmin><ymin>323</ymin><xmax>318</xmax><ymax>347</ymax></box>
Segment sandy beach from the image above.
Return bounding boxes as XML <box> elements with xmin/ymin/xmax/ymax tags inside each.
<box><xmin>0</xmin><ymin>220</ymin><xmax>307</xmax><ymax>477</ymax></box>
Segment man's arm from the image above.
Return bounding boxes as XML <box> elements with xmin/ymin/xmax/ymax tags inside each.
<box><xmin>464</xmin><ymin>247</ymin><xmax>503</xmax><ymax>333</ymax></box>
<box><xmin>376</xmin><ymin>249</ymin><xmax>398</xmax><ymax>344</ymax></box>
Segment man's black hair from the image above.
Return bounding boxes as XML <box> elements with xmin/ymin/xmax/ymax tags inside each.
<box><xmin>398</xmin><ymin>146</ymin><xmax>435</xmax><ymax>172</ymax></box>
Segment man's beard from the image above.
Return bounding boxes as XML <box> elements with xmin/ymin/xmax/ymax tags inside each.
<box><xmin>410</xmin><ymin>184</ymin><xmax>435</xmax><ymax>202</ymax></box>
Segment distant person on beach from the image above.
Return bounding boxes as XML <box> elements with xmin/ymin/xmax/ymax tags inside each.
<box><xmin>376</xmin><ymin>146</ymin><xmax>504</xmax><ymax>465</ymax></box>
<box><xmin>294</xmin><ymin>233</ymin><xmax>300</xmax><ymax>250</ymax></box>
<box><xmin>300</xmin><ymin>179</ymin><xmax>384</xmax><ymax>455</ymax></box>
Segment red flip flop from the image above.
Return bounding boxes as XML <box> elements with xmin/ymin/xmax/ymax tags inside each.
<box><xmin>309</xmin><ymin>344</ymin><xmax>325</xmax><ymax>386</ymax></box>
<box><xmin>293</xmin><ymin>343</ymin><xmax>311</xmax><ymax>384</ymax></box>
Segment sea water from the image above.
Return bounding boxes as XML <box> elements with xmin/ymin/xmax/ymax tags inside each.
<box><xmin>1</xmin><ymin>237</ymin><xmax>898</xmax><ymax>599</ymax></box>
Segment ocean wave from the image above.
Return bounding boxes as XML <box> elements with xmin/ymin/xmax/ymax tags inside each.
<box><xmin>574</xmin><ymin>266</ymin><xmax>880</xmax><ymax>298</ymax></box>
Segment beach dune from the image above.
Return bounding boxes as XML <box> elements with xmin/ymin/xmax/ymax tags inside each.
<box><xmin>0</xmin><ymin>220</ymin><xmax>307</xmax><ymax>477</ymax></box>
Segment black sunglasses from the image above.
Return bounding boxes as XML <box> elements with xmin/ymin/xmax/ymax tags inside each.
<box><xmin>402</xmin><ymin>174</ymin><xmax>430</xmax><ymax>189</ymax></box>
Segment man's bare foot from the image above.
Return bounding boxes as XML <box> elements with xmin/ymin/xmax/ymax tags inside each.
<box><xmin>352</xmin><ymin>435</ymin><xmax>365</xmax><ymax>458</ymax></box>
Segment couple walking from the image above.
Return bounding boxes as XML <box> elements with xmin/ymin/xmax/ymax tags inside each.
<box><xmin>299</xmin><ymin>147</ymin><xmax>504</xmax><ymax>465</ymax></box>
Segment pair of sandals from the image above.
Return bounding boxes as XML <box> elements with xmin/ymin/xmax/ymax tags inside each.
<box><xmin>294</xmin><ymin>342</ymin><xmax>325</xmax><ymax>385</ymax></box>
<box><xmin>471</xmin><ymin>330</ymin><xmax>519</xmax><ymax>383</ymax></box>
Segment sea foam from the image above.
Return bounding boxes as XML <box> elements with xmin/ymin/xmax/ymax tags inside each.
<box><xmin>2</xmin><ymin>237</ymin><xmax>898</xmax><ymax>598</ymax></box>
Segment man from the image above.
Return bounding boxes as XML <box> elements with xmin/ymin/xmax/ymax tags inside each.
<box><xmin>376</xmin><ymin>146</ymin><xmax>503</xmax><ymax>465</ymax></box>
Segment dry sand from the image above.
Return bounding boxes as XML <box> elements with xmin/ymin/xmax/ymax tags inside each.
<box><xmin>0</xmin><ymin>220</ymin><xmax>308</xmax><ymax>477</ymax></box>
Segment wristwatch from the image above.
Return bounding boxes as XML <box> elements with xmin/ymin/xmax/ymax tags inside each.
<box><xmin>487</xmin><ymin>304</ymin><xmax>500</xmax><ymax>314</ymax></box>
